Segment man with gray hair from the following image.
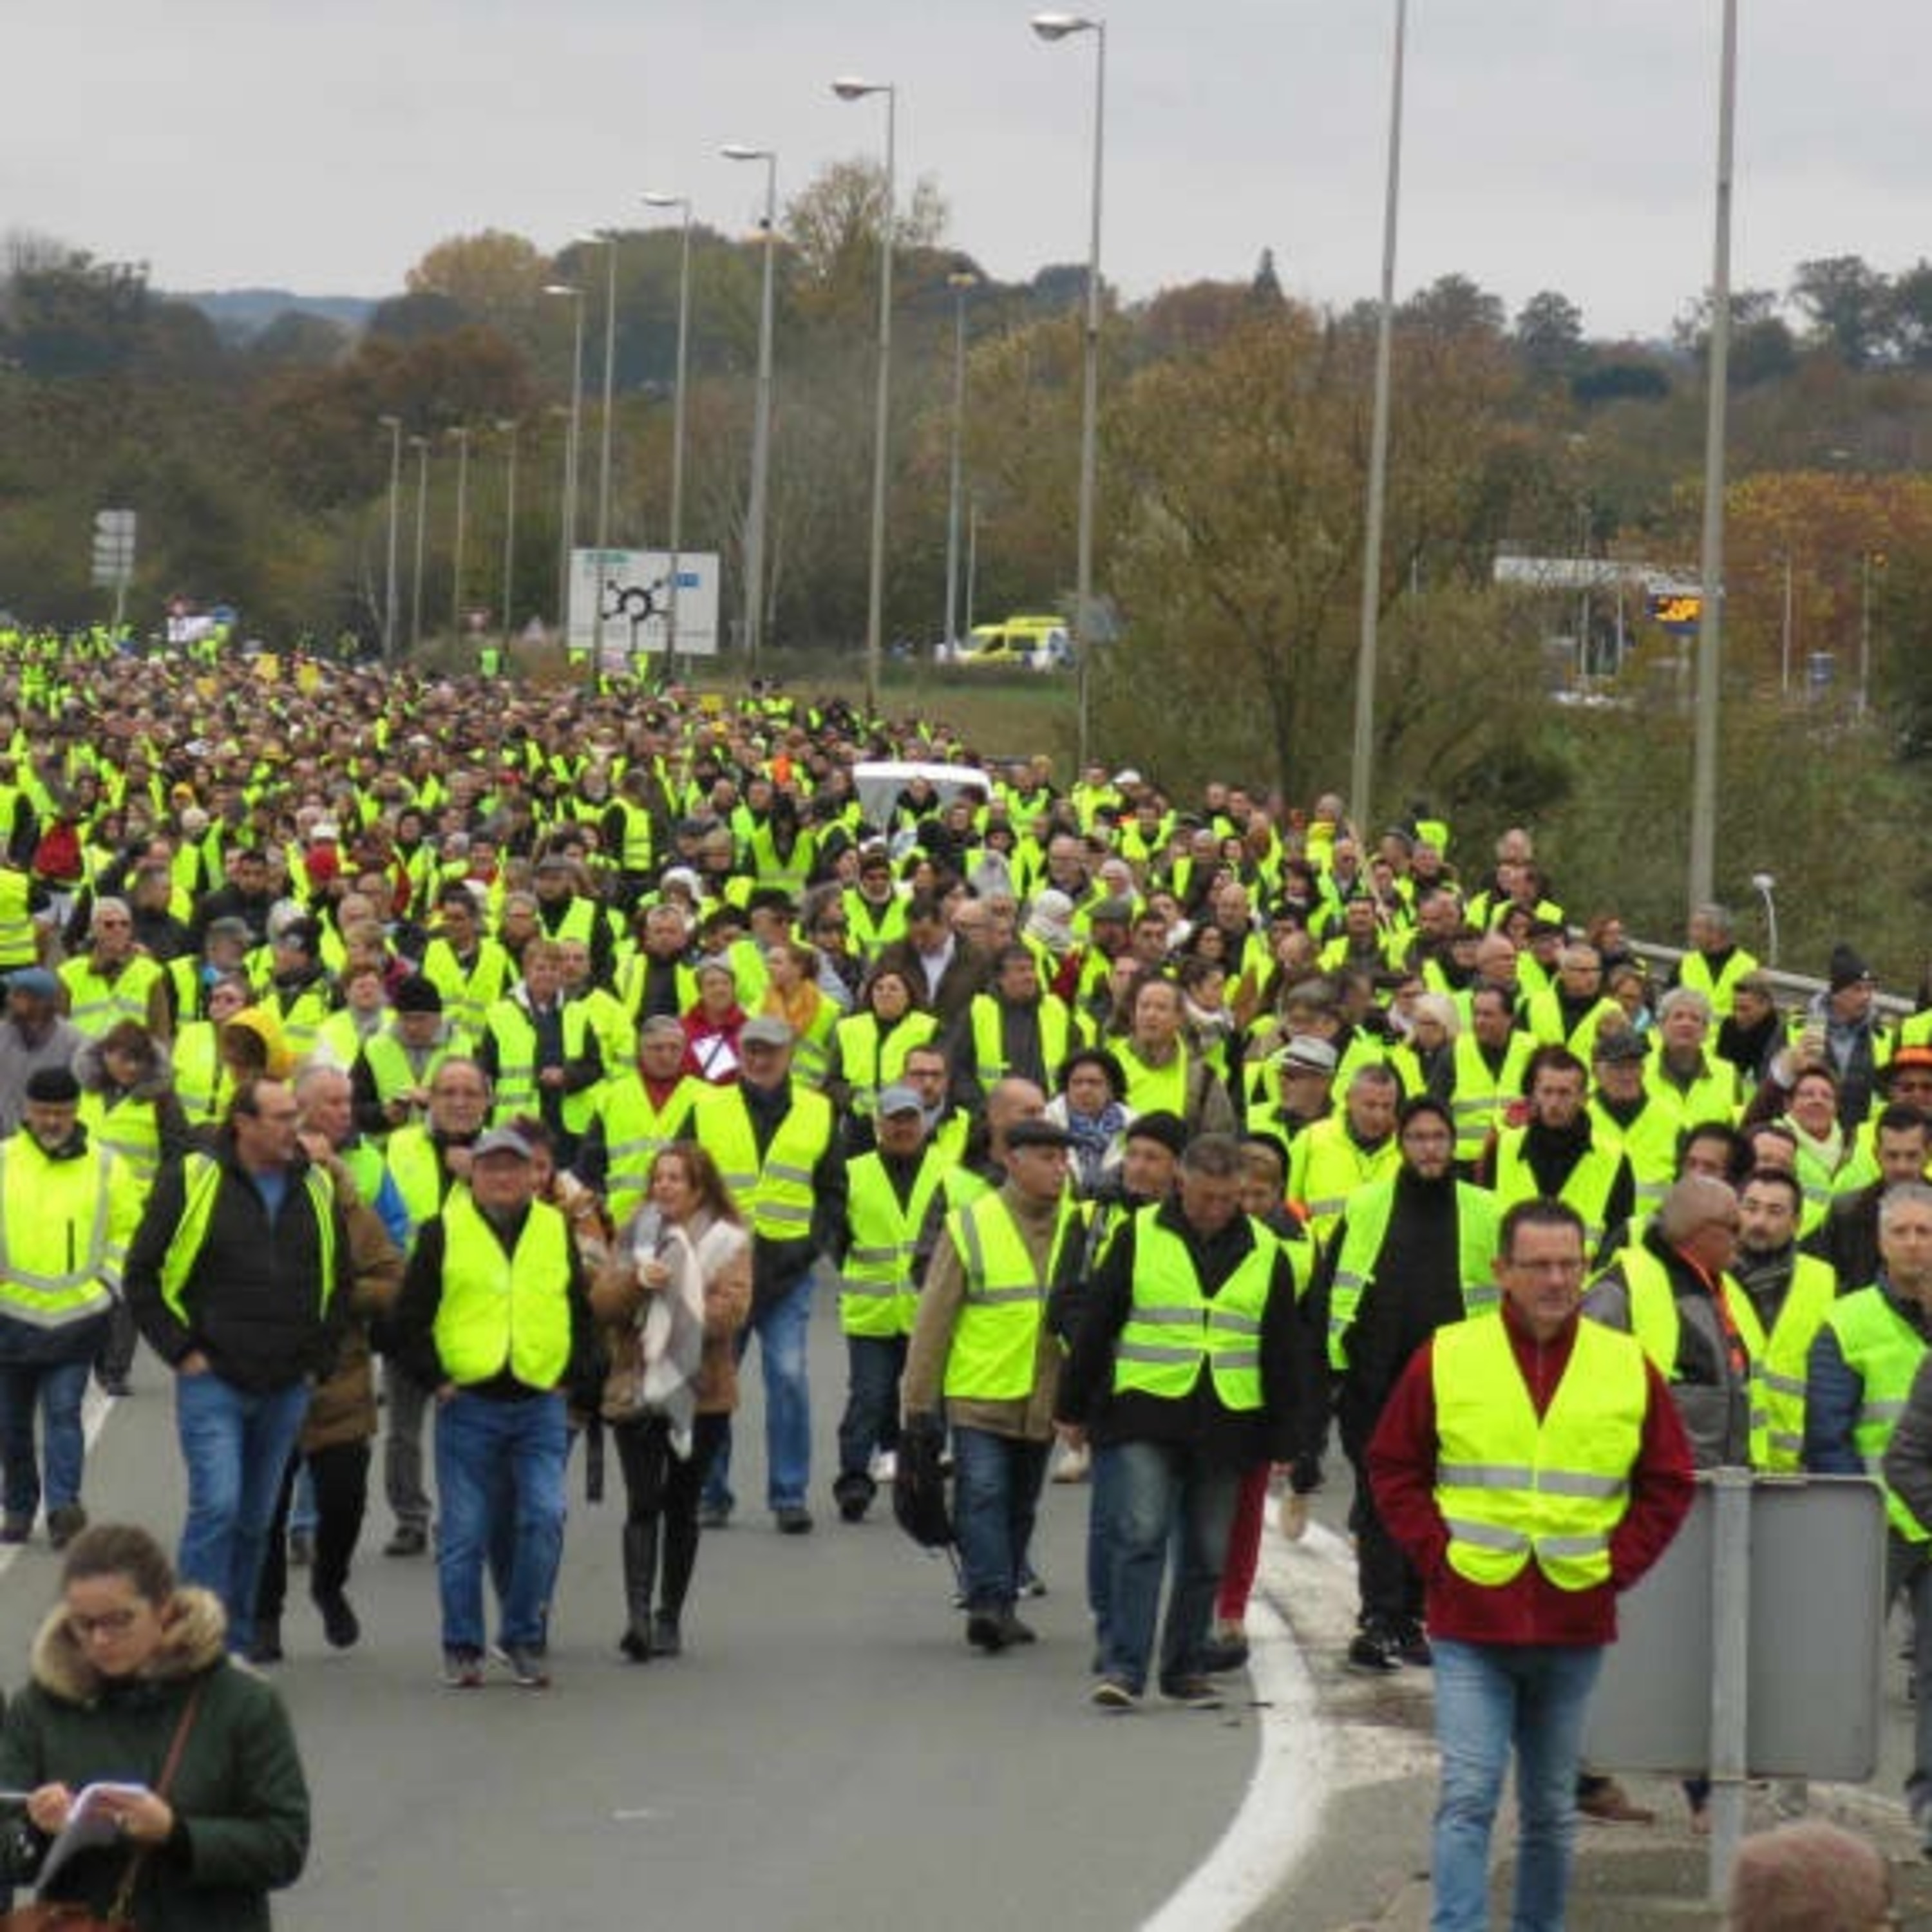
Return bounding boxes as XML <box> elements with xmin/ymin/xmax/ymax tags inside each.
<box><xmin>1647</xmin><ymin>984</ymin><xmax>1743</xmax><ymax>1132</ymax></box>
<box><xmin>1672</xmin><ymin>902</ymin><xmax>1759</xmax><ymax>1021</ymax></box>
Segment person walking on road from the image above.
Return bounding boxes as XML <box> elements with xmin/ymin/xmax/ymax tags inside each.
<box><xmin>122</xmin><ymin>1076</ymin><xmax>352</xmax><ymax>1658</ymax></box>
<box><xmin>1368</xmin><ymin>1198</ymin><xmax>1694</xmax><ymax>1932</ymax></box>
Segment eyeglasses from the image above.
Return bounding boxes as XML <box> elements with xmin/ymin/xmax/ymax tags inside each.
<box><xmin>67</xmin><ymin>1607</ymin><xmax>142</xmax><ymax>1641</ymax></box>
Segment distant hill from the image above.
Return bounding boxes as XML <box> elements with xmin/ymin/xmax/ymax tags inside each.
<box><xmin>174</xmin><ymin>288</ymin><xmax>377</xmax><ymax>340</ymax></box>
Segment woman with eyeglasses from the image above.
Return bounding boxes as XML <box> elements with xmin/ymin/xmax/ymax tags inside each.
<box><xmin>0</xmin><ymin>1522</ymin><xmax>310</xmax><ymax>1928</ymax></box>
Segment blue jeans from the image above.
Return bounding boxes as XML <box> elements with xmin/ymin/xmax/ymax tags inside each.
<box><xmin>0</xmin><ymin>1359</ymin><xmax>92</xmax><ymax>1519</ymax></box>
<box><xmin>1430</xmin><ymin>1637</ymin><xmax>1604</xmax><ymax>1932</ymax></box>
<box><xmin>837</xmin><ymin>1334</ymin><xmax>905</xmax><ymax>1481</ymax></box>
<box><xmin>435</xmin><ymin>1390</ymin><xmax>569</xmax><ymax>1653</ymax></box>
<box><xmin>175</xmin><ymin>1371</ymin><xmax>312</xmax><ymax>1654</ymax></box>
<box><xmin>1104</xmin><ymin>1439</ymin><xmax>1239</xmax><ymax>1690</ymax></box>
<box><xmin>704</xmin><ymin>1273</ymin><xmax>815</xmax><ymax>1514</ymax></box>
<box><xmin>952</xmin><ymin>1426</ymin><xmax>1050</xmax><ymax>1613</ymax></box>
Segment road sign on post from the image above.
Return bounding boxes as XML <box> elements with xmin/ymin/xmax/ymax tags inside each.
<box><xmin>91</xmin><ymin>508</ymin><xmax>137</xmax><ymax>588</ymax></box>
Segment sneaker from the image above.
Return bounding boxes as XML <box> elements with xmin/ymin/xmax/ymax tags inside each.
<box><xmin>441</xmin><ymin>1647</ymin><xmax>486</xmax><ymax>1689</ymax></box>
<box><xmin>288</xmin><ymin>1528</ymin><xmax>315</xmax><ymax>1569</ymax></box>
<box><xmin>1090</xmin><ymin>1674</ymin><xmax>1142</xmax><ymax>1711</ymax></box>
<box><xmin>650</xmin><ymin>1611</ymin><xmax>682</xmax><ymax>1659</ymax></box>
<box><xmin>246</xmin><ymin>1617</ymin><xmax>285</xmax><ymax>1666</ymax></box>
<box><xmin>833</xmin><ymin>1473</ymin><xmax>873</xmax><ymax>1524</ymax></box>
<box><xmin>1347</xmin><ymin>1628</ymin><xmax>1401</xmax><ymax>1674</ymax></box>
<box><xmin>504</xmin><ymin>1644</ymin><xmax>551</xmax><ymax>1689</ymax></box>
<box><xmin>618</xmin><ymin>1627</ymin><xmax>652</xmax><ymax>1663</ymax></box>
<box><xmin>0</xmin><ymin>1515</ymin><xmax>30</xmax><ymax>1546</ymax></box>
<box><xmin>46</xmin><ymin>1504</ymin><xmax>86</xmax><ymax>1552</ymax></box>
<box><xmin>316</xmin><ymin>1590</ymin><xmax>361</xmax><ymax>1651</ymax></box>
<box><xmin>1198</xmin><ymin>1634</ymin><xmax>1251</xmax><ymax>1674</ymax></box>
<box><xmin>1160</xmin><ymin>1674</ymin><xmax>1225</xmax><ymax>1711</ymax></box>
<box><xmin>384</xmin><ymin>1524</ymin><xmax>428</xmax><ymax>1558</ymax></box>
<box><xmin>697</xmin><ymin>1500</ymin><xmax>732</xmax><ymax>1530</ymax></box>
<box><xmin>774</xmin><ymin>1504</ymin><xmax>814</xmax><ymax>1536</ymax></box>
<box><xmin>1392</xmin><ymin>1618</ymin><xmax>1433</xmax><ymax>1668</ymax></box>
<box><xmin>965</xmin><ymin>1611</ymin><xmax>1009</xmax><ymax>1654</ymax></box>
<box><xmin>995</xmin><ymin>1609</ymin><xmax>1037</xmax><ymax>1647</ymax></box>
<box><xmin>1576</xmin><ymin>1777</ymin><xmax>1656</xmax><ymax>1826</ymax></box>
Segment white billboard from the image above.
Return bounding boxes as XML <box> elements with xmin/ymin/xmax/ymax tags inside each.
<box><xmin>567</xmin><ymin>549</ymin><xmax>721</xmax><ymax>661</ymax></box>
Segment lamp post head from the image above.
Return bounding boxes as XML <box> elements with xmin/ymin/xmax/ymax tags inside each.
<box><xmin>832</xmin><ymin>76</ymin><xmax>889</xmax><ymax>100</ymax></box>
<box><xmin>641</xmin><ymin>192</ymin><xmax>687</xmax><ymax>212</ymax></box>
<box><xmin>542</xmin><ymin>282</ymin><xmax>581</xmax><ymax>299</ymax></box>
<box><xmin>378</xmin><ymin>413</ymin><xmax>401</xmax><ymax>431</ymax></box>
<box><xmin>1031</xmin><ymin>12</ymin><xmax>1098</xmax><ymax>41</ymax></box>
<box><xmin>721</xmin><ymin>144</ymin><xmax>772</xmax><ymax>163</ymax></box>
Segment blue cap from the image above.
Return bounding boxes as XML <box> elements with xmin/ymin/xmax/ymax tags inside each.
<box><xmin>7</xmin><ymin>968</ymin><xmax>59</xmax><ymax>999</ymax></box>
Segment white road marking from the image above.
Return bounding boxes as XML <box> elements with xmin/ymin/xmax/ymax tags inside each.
<box><xmin>0</xmin><ymin>1380</ymin><xmax>119</xmax><ymax>1582</ymax></box>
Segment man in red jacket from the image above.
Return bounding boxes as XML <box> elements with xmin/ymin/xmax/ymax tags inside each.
<box><xmin>1368</xmin><ymin>1197</ymin><xmax>1694</xmax><ymax>1932</ymax></box>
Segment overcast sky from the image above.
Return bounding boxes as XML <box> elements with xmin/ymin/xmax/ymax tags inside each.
<box><xmin>6</xmin><ymin>0</ymin><xmax>1924</xmax><ymax>340</ymax></box>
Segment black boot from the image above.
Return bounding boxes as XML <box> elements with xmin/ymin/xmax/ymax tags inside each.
<box><xmin>618</xmin><ymin>1522</ymin><xmax>658</xmax><ymax>1662</ymax></box>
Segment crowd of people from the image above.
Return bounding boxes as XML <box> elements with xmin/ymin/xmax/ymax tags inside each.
<box><xmin>0</xmin><ymin>643</ymin><xmax>1924</xmax><ymax>1922</ymax></box>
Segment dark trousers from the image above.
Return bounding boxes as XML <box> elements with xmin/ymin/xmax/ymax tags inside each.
<box><xmin>96</xmin><ymin>1300</ymin><xmax>138</xmax><ymax>1385</ymax></box>
<box><xmin>612</xmin><ymin>1412</ymin><xmax>728</xmax><ymax>1618</ymax></box>
<box><xmin>1347</xmin><ymin>1444</ymin><xmax>1425</xmax><ymax>1629</ymax></box>
<box><xmin>258</xmin><ymin>1439</ymin><xmax>372</xmax><ymax>1622</ymax></box>
<box><xmin>837</xmin><ymin>1334</ymin><xmax>906</xmax><ymax>1481</ymax></box>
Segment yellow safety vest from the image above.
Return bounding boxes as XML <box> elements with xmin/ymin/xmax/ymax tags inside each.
<box><xmin>157</xmin><ymin>1152</ymin><xmax>337</xmax><ymax>1332</ymax></box>
<box><xmin>59</xmin><ymin>956</ymin><xmax>162</xmax><ymax>1039</ymax></box>
<box><xmin>1490</xmin><ymin>1129</ymin><xmax>1624</xmax><ymax>1256</ymax></box>
<box><xmin>968</xmin><ymin>994</ymin><xmax>1074</xmax><ymax>1094</ymax></box>
<box><xmin>940</xmin><ymin>1190</ymin><xmax>1074</xmax><ymax>1401</ymax></box>
<box><xmin>1111</xmin><ymin>1206</ymin><xmax>1274</xmax><ymax>1410</ymax></box>
<box><xmin>1822</xmin><ymin>1285</ymin><xmax>1930</xmax><ymax>1542</ymax></box>
<box><xmin>384</xmin><ymin>1126</ymin><xmax>453</xmax><ymax>1237</ymax></box>
<box><xmin>1326</xmin><ymin>1177</ymin><xmax>1499</xmax><ymax>1370</ymax></box>
<box><xmin>1753</xmin><ymin>1254</ymin><xmax>1839</xmax><ymax>1472</ymax></box>
<box><xmin>596</xmin><ymin>1075</ymin><xmax>699</xmax><ymax>1230</ymax></box>
<box><xmin>482</xmin><ymin>995</ymin><xmax>596</xmax><ymax>1130</ymax></box>
<box><xmin>1620</xmin><ymin>1245</ymin><xmax>1768</xmax><ymax>1466</ymax></box>
<box><xmin>1111</xmin><ymin>1039</ymin><xmax>1193</xmax><ymax>1121</ymax></box>
<box><xmin>77</xmin><ymin>1091</ymin><xmax>162</xmax><ymax>1197</ymax></box>
<box><xmin>0</xmin><ymin>867</ymin><xmax>37</xmax><ymax>969</ymax></box>
<box><xmin>171</xmin><ymin>1021</ymin><xmax>229</xmax><ymax>1128</ymax></box>
<box><xmin>421</xmin><ymin>938</ymin><xmax>515</xmax><ymax>1042</ymax></box>
<box><xmin>840</xmin><ymin>1147</ymin><xmax>947</xmax><ymax>1339</ymax></box>
<box><xmin>0</xmin><ymin>1137</ymin><xmax>129</xmax><ymax>1329</ymax></box>
<box><xmin>1288</xmin><ymin>1117</ymin><xmax>1400</xmax><ymax>1243</ymax></box>
<box><xmin>431</xmin><ymin>1187</ymin><xmax>574</xmax><ymax>1390</ymax></box>
<box><xmin>1449</xmin><ymin>1033</ymin><xmax>1533</xmax><ymax>1166</ymax></box>
<box><xmin>1677</xmin><ymin>949</ymin><xmax>1760</xmax><ymax>1021</ymax></box>
<box><xmin>831</xmin><ymin>1010</ymin><xmax>938</xmax><ymax>1116</ymax></box>
<box><xmin>1433</xmin><ymin>1314</ymin><xmax>1647</xmax><ymax>1590</ymax></box>
<box><xmin>692</xmin><ymin>1084</ymin><xmax>834</xmax><ymax>1244</ymax></box>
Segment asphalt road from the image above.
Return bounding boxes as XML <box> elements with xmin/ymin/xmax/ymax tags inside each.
<box><xmin>0</xmin><ymin>1285</ymin><xmax>1274</xmax><ymax>1932</ymax></box>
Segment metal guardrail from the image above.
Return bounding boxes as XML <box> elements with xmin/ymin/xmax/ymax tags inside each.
<box><xmin>1626</xmin><ymin>938</ymin><xmax>1916</xmax><ymax>1025</ymax></box>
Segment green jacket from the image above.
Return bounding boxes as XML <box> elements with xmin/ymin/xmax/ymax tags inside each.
<box><xmin>0</xmin><ymin>1587</ymin><xmax>310</xmax><ymax>1930</ymax></box>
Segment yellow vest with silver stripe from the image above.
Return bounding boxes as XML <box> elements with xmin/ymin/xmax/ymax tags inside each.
<box><xmin>831</xmin><ymin>1010</ymin><xmax>938</xmax><ymax>1116</ymax></box>
<box><xmin>157</xmin><ymin>1153</ymin><xmax>339</xmax><ymax>1332</ymax></box>
<box><xmin>0</xmin><ymin>867</ymin><xmax>36</xmax><ymax>969</ymax></box>
<box><xmin>1433</xmin><ymin>1313</ymin><xmax>1648</xmax><ymax>1591</ymax></box>
<box><xmin>1112</xmin><ymin>1206</ymin><xmax>1274</xmax><ymax>1410</ymax></box>
<box><xmin>1620</xmin><ymin>1245</ymin><xmax>1768</xmax><ymax>1466</ymax></box>
<box><xmin>1326</xmin><ymin>1177</ymin><xmax>1499</xmax><ymax>1370</ymax></box>
<box><xmin>77</xmin><ymin>1091</ymin><xmax>162</xmax><ymax>1195</ymax></box>
<box><xmin>1754</xmin><ymin>1254</ymin><xmax>1839</xmax><ymax>1472</ymax></box>
<box><xmin>841</xmin><ymin>1146</ymin><xmax>947</xmax><ymax>1338</ymax></box>
<box><xmin>482</xmin><ymin>994</ymin><xmax>596</xmax><ymax>1129</ymax></box>
<box><xmin>431</xmin><ymin>1187</ymin><xmax>574</xmax><ymax>1390</ymax></box>
<box><xmin>59</xmin><ymin>955</ymin><xmax>162</xmax><ymax>1038</ymax></box>
<box><xmin>0</xmin><ymin>1137</ymin><xmax>129</xmax><ymax>1328</ymax></box>
<box><xmin>1490</xmin><ymin>1128</ymin><xmax>1624</xmax><ymax>1256</ymax></box>
<box><xmin>1821</xmin><ymin>1285</ymin><xmax>1929</xmax><ymax>1542</ymax></box>
<box><xmin>692</xmin><ymin>1084</ymin><xmax>834</xmax><ymax>1244</ymax></box>
<box><xmin>968</xmin><ymin>994</ymin><xmax>1072</xmax><ymax>1094</ymax></box>
<box><xmin>940</xmin><ymin>1190</ymin><xmax>1074</xmax><ymax>1401</ymax></box>
<box><xmin>596</xmin><ymin>1075</ymin><xmax>699</xmax><ymax>1230</ymax></box>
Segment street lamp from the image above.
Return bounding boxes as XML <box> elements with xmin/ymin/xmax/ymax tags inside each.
<box><xmin>497</xmin><ymin>418</ymin><xmax>519</xmax><ymax>659</ymax></box>
<box><xmin>723</xmin><ymin>142</ymin><xmax>779</xmax><ymax>669</ymax></box>
<box><xmin>944</xmin><ymin>269</ymin><xmax>978</xmax><ymax>656</ymax></box>
<box><xmin>1030</xmin><ymin>12</ymin><xmax>1105</xmax><ymax>770</ymax></box>
<box><xmin>378</xmin><ymin>414</ymin><xmax>402</xmax><ymax>665</ymax></box>
<box><xmin>574</xmin><ymin>231</ymin><xmax>623</xmax><ymax>688</ymax></box>
<box><xmin>448</xmin><ymin>424</ymin><xmax>472</xmax><ymax>636</ymax></box>
<box><xmin>1349</xmin><ymin>0</ymin><xmax>1406</xmax><ymax>836</ymax></box>
<box><xmin>833</xmin><ymin>77</ymin><xmax>896</xmax><ymax>717</ymax></box>
<box><xmin>408</xmin><ymin>435</ymin><xmax>429</xmax><ymax>650</ymax></box>
<box><xmin>643</xmin><ymin>193</ymin><xmax>696</xmax><ymax>681</ymax></box>
<box><xmin>542</xmin><ymin>282</ymin><xmax>587</xmax><ymax>645</ymax></box>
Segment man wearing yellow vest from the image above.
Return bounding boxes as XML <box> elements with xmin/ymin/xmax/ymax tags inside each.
<box><xmin>0</xmin><ymin>1066</ymin><xmax>142</xmax><ymax>1549</ymax></box>
<box><xmin>830</xmin><ymin>1086</ymin><xmax>952</xmax><ymax>1522</ymax></box>
<box><xmin>390</xmin><ymin>1125</ymin><xmax>597</xmax><ymax>1690</ymax></box>
<box><xmin>1369</xmin><ymin>1198</ymin><xmax>1694</xmax><ymax>1932</ymax></box>
<box><xmin>122</xmin><ymin>1075</ymin><xmax>353</xmax><ymax>1658</ymax></box>
<box><xmin>904</xmin><ymin>1116</ymin><xmax>1079</xmax><ymax>1653</ymax></box>
<box><xmin>1731</xmin><ymin>1166</ymin><xmax>1840</xmax><ymax>1471</ymax></box>
<box><xmin>1313</xmin><ymin>1095</ymin><xmax>1501</xmax><ymax>1674</ymax></box>
<box><xmin>1809</xmin><ymin>1183</ymin><xmax>1932</xmax><ymax>1833</ymax></box>
<box><xmin>1057</xmin><ymin>1132</ymin><xmax>1310</xmax><ymax>1709</ymax></box>
<box><xmin>1482</xmin><ymin>1045</ymin><xmax>1635</xmax><ymax>1267</ymax></box>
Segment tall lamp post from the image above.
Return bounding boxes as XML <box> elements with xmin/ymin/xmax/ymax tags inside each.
<box><xmin>542</xmin><ymin>282</ymin><xmax>587</xmax><ymax>647</ymax></box>
<box><xmin>574</xmin><ymin>231</ymin><xmax>623</xmax><ymax>688</ymax></box>
<box><xmin>408</xmin><ymin>434</ymin><xmax>429</xmax><ymax>650</ymax></box>
<box><xmin>378</xmin><ymin>414</ymin><xmax>402</xmax><ymax>665</ymax></box>
<box><xmin>944</xmin><ymin>268</ymin><xmax>978</xmax><ymax>656</ymax></box>
<box><xmin>643</xmin><ymin>192</ymin><xmax>696</xmax><ymax>681</ymax></box>
<box><xmin>1030</xmin><ymin>12</ymin><xmax>1106</xmax><ymax>772</ymax></box>
<box><xmin>1349</xmin><ymin>0</ymin><xmax>1407</xmax><ymax>836</ymax></box>
<box><xmin>497</xmin><ymin>418</ymin><xmax>519</xmax><ymax>656</ymax></box>
<box><xmin>448</xmin><ymin>424</ymin><xmax>472</xmax><ymax>637</ymax></box>
<box><xmin>833</xmin><ymin>77</ymin><xmax>897</xmax><ymax>717</ymax></box>
<box><xmin>723</xmin><ymin>143</ymin><xmax>779</xmax><ymax>670</ymax></box>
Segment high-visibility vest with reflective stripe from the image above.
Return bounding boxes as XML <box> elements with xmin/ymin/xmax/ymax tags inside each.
<box><xmin>1755</xmin><ymin>1255</ymin><xmax>1839</xmax><ymax>1472</ymax></box>
<box><xmin>746</xmin><ymin>822</ymin><xmax>817</xmax><ymax>896</ymax></box>
<box><xmin>384</xmin><ymin>1126</ymin><xmax>454</xmax><ymax>1237</ymax></box>
<box><xmin>831</xmin><ymin>1010</ymin><xmax>938</xmax><ymax>1116</ymax></box>
<box><xmin>59</xmin><ymin>956</ymin><xmax>163</xmax><ymax>1039</ymax></box>
<box><xmin>1677</xmin><ymin>948</ymin><xmax>1760</xmax><ymax>1021</ymax></box>
<box><xmin>609</xmin><ymin>798</ymin><xmax>656</xmax><ymax>875</ymax></box>
<box><xmin>616</xmin><ymin>955</ymin><xmax>699</xmax><ymax>1027</ymax></box>
<box><xmin>1112</xmin><ymin>1206</ymin><xmax>1274</xmax><ymax>1410</ymax></box>
<box><xmin>1449</xmin><ymin>1033</ymin><xmax>1533</xmax><ymax>1166</ymax></box>
<box><xmin>360</xmin><ymin>1031</ymin><xmax>457</xmax><ymax>1123</ymax></box>
<box><xmin>0</xmin><ymin>867</ymin><xmax>36</xmax><ymax>969</ymax></box>
<box><xmin>157</xmin><ymin>1152</ymin><xmax>338</xmax><ymax>1334</ymax></box>
<box><xmin>940</xmin><ymin>1191</ymin><xmax>1074</xmax><ymax>1400</ymax></box>
<box><xmin>1287</xmin><ymin>1117</ymin><xmax>1400</xmax><ymax>1244</ymax></box>
<box><xmin>431</xmin><ymin>1187</ymin><xmax>574</xmax><ymax>1391</ymax></box>
<box><xmin>1432</xmin><ymin>1313</ymin><xmax>1647</xmax><ymax>1591</ymax></box>
<box><xmin>784</xmin><ymin>998</ymin><xmax>839</xmax><ymax>1092</ymax></box>
<box><xmin>841</xmin><ymin>1146</ymin><xmax>947</xmax><ymax>1338</ymax></box>
<box><xmin>1112</xmin><ymin>1039</ymin><xmax>1192</xmax><ymax>1121</ymax></box>
<box><xmin>1587</xmin><ymin>1099</ymin><xmax>1679</xmax><ymax>1213</ymax></box>
<box><xmin>1620</xmin><ymin>1245</ymin><xmax>1768</xmax><ymax>1466</ymax></box>
<box><xmin>269</xmin><ymin>979</ymin><xmax>335</xmax><ymax>1062</ymax></box>
<box><xmin>1490</xmin><ymin>1129</ymin><xmax>1624</xmax><ymax>1256</ymax></box>
<box><xmin>171</xmin><ymin>1021</ymin><xmax>229</xmax><ymax>1128</ymax></box>
<box><xmin>1823</xmin><ymin>1285</ymin><xmax>1930</xmax><ymax>1542</ymax></box>
<box><xmin>482</xmin><ymin>996</ymin><xmax>596</xmax><ymax>1130</ymax></box>
<box><xmin>1522</xmin><ymin>989</ymin><xmax>1622</xmax><ymax>1062</ymax></box>
<box><xmin>1643</xmin><ymin>1055</ymin><xmax>1742</xmax><ymax>1135</ymax></box>
<box><xmin>0</xmin><ymin>1137</ymin><xmax>127</xmax><ymax>1328</ymax></box>
<box><xmin>596</xmin><ymin>1075</ymin><xmax>699</xmax><ymax>1230</ymax></box>
<box><xmin>1326</xmin><ymin>1177</ymin><xmax>1499</xmax><ymax>1370</ymax></box>
<box><xmin>842</xmin><ymin>889</ymin><xmax>908</xmax><ymax>961</ymax></box>
<box><xmin>968</xmin><ymin>995</ymin><xmax>1072</xmax><ymax>1094</ymax></box>
<box><xmin>421</xmin><ymin>938</ymin><xmax>515</xmax><ymax>1042</ymax></box>
<box><xmin>77</xmin><ymin>1090</ymin><xmax>162</xmax><ymax>1196</ymax></box>
<box><xmin>692</xmin><ymin>1084</ymin><xmax>834</xmax><ymax>1244</ymax></box>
